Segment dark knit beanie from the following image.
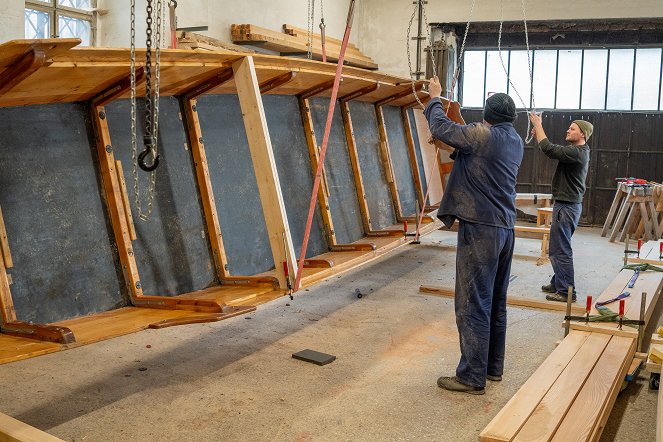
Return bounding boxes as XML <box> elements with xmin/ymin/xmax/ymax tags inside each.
<box><xmin>483</xmin><ymin>93</ymin><xmax>517</xmax><ymax>125</ymax></box>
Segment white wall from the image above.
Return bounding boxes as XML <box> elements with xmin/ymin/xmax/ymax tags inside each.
<box><xmin>0</xmin><ymin>0</ymin><xmax>24</xmax><ymax>42</ymax></box>
<box><xmin>356</xmin><ymin>0</ymin><xmax>663</xmax><ymax>77</ymax></box>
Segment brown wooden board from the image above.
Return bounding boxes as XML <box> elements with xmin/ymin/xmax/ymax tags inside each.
<box><xmin>382</xmin><ymin>105</ymin><xmax>418</xmax><ymax>216</ymax></box>
<box><xmin>196</xmin><ymin>94</ymin><xmax>274</xmax><ymax>275</ymax></box>
<box><xmin>407</xmin><ymin>108</ymin><xmax>429</xmax><ymax>204</ymax></box>
<box><xmin>263</xmin><ymin>95</ymin><xmax>329</xmax><ymax>257</ymax></box>
<box><xmin>347</xmin><ymin>101</ymin><xmax>397</xmax><ymax>230</ymax></box>
<box><xmin>308</xmin><ymin>97</ymin><xmax>364</xmax><ymax>243</ymax></box>
<box><xmin>0</xmin><ymin>103</ymin><xmax>127</xmax><ymax>323</ymax></box>
<box><xmin>104</xmin><ymin>97</ymin><xmax>217</xmax><ymax>295</ymax></box>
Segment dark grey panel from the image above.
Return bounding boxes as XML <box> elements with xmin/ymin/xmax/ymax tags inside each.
<box><xmin>309</xmin><ymin>97</ymin><xmax>364</xmax><ymax>243</ymax></box>
<box><xmin>0</xmin><ymin>103</ymin><xmax>126</xmax><ymax>323</ymax></box>
<box><xmin>263</xmin><ymin>95</ymin><xmax>329</xmax><ymax>258</ymax></box>
<box><xmin>349</xmin><ymin>101</ymin><xmax>396</xmax><ymax>229</ymax></box>
<box><xmin>196</xmin><ymin>94</ymin><xmax>274</xmax><ymax>275</ymax></box>
<box><xmin>106</xmin><ymin>97</ymin><xmax>217</xmax><ymax>295</ymax></box>
<box><xmin>382</xmin><ymin>105</ymin><xmax>418</xmax><ymax>216</ymax></box>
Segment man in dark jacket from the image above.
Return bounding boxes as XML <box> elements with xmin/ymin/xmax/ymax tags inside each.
<box><xmin>425</xmin><ymin>78</ymin><xmax>523</xmax><ymax>395</ymax></box>
<box><xmin>529</xmin><ymin>113</ymin><xmax>592</xmax><ymax>302</ymax></box>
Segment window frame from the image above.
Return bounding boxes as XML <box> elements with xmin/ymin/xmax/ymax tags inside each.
<box><xmin>25</xmin><ymin>0</ymin><xmax>96</xmax><ymax>46</ymax></box>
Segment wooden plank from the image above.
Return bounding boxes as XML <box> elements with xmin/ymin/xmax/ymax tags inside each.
<box><xmin>259</xmin><ymin>71</ymin><xmax>296</xmax><ymax>94</ymax></box>
<box><xmin>375</xmin><ymin>105</ymin><xmax>403</xmax><ymax>219</ymax></box>
<box><xmin>552</xmin><ymin>335</ymin><xmax>636</xmax><ymax>441</ymax></box>
<box><xmin>479</xmin><ymin>331</ymin><xmax>592</xmax><ymax>442</ymax></box>
<box><xmin>0</xmin><ymin>48</ymin><xmax>46</xmax><ymax>97</ymax></box>
<box><xmin>0</xmin><ymin>411</ymin><xmax>65</xmax><ymax>442</ymax></box>
<box><xmin>0</xmin><ymin>264</ymin><xmax>16</xmax><ymax>323</ymax></box>
<box><xmin>232</xmin><ymin>56</ymin><xmax>297</xmax><ymax>289</ymax></box>
<box><xmin>610</xmin><ymin>187</ymin><xmax>633</xmax><ymax>242</ymax></box>
<box><xmin>114</xmin><ymin>161</ymin><xmax>137</xmax><ymax>241</ymax></box>
<box><xmin>0</xmin><ymin>205</ymin><xmax>12</xmax><ymax>268</ymax></box>
<box><xmin>658</xmin><ymin>365</ymin><xmax>663</xmax><ymax>442</ymax></box>
<box><xmin>402</xmin><ymin>107</ymin><xmax>426</xmax><ymax>211</ymax></box>
<box><xmin>340</xmin><ymin>100</ymin><xmax>371</xmax><ymax>233</ymax></box>
<box><xmin>182</xmin><ymin>97</ymin><xmax>230</xmax><ymax>280</ymax></box>
<box><xmin>300</xmin><ymin>97</ymin><xmax>338</xmax><ymax>245</ymax></box>
<box><xmin>419</xmin><ymin>286</ymin><xmax>585</xmax><ymax>314</ymax></box>
<box><xmin>513</xmin><ymin>333</ymin><xmax>611</xmax><ymax>441</ymax></box>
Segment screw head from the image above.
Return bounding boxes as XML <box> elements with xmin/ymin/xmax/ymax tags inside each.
<box><xmin>192</xmin><ymin>104</ymin><xmax>197</xmax><ymax>112</ymax></box>
<box><xmin>99</xmin><ymin>111</ymin><xmax>106</xmax><ymax>119</ymax></box>
<box><xmin>135</xmin><ymin>281</ymin><xmax>142</xmax><ymax>289</ymax></box>
<box><xmin>105</xmin><ymin>145</ymin><xmax>112</xmax><ymax>153</ymax></box>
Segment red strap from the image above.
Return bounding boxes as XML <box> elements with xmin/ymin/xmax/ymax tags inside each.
<box><xmin>293</xmin><ymin>0</ymin><xmax>356</xmax><ymax>292</ymax></box>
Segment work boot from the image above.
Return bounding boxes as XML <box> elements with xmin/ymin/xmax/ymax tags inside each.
<box><xmin>437</xmin><ymin>376</ymin><xmax>485</xmax><ymax>395</ymax></box>
<box><xmin>546</xmin><ymin>292</ymin><xmax>577</xmax><ymax>303</ymax></box>
<box><xmin>541</xmin><ymin>284</ymin><xmax>556</xmax><ymax>293</ymax></box>
<box><xmin>487</xmin><ymin>374</ymin><xmax>502</xmax><ymax>382</ymax></box>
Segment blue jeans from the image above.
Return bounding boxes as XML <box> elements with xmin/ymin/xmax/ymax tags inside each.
<box><xmin>549</xmin><ymin>201</ymin><xmax>583</xmax><ymax>295</ymax></box>
<box><xmin>454</xmin><ymin>220</ymin><xmax>515</xmax><ymax>388</ymax></box>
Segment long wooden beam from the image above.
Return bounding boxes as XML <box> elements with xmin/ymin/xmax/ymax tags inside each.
<box><xmin>232</xmin><ymin>56</ymin><xmax>297</xmax><ymax>289</ymax></box>
<box><xmin>0</xmin><ymin>205</ymin><xmax>12</xmax><ymax>269</ymax></box>
<box><xmin>298</xmin><ymin>79</ymin><xmax>338</xmax><ymax>100</ymax></box>
<box><xmin>259</xmin><ymin>71</ymin><xmax>296</xmax><ymax>94</ymax></box>
<box><xmin>183</xmin><ymin>68</ymin><xmax>234</xmax><ymax>101</ymax></box>
<box><xmin>339</xmin><ymin>83</ymin><xmax>379</xmax><ymax>102</ymax></box>
<box><xmin>91</xmin><ymin>68</ymin><xmax>144</xmax><ymax>108</ymax></box>
<box><xmin>0</xmin><ymin>49</ymin><xmax>46</xmax><ymax>97</ymax></box>
<box><xmin>0</xmin><ymin>252</ymin><xmax>15</xmax><ymax>323</ymax></box>
<box><xmin>376</xmin><ymin>83</ymin><xmax>422</xmax><ymax>107</ymax></box>
<box><xmin>402</xmin><ymin>107</ymin><xmax>427</xmax><ymax>209</ymax></box>
<box><xmin>0</xmin><ymin>411</ymin><xmax>66</xmax><ymax>442</ymax></box>
<box><xmin>375</xmin><ymin>105</ymin><xmax>404</xmax><ymax>219</ymax></box>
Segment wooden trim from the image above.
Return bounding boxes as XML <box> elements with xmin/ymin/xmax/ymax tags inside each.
<box><xmin>114</xmin><ymin>161</ymin><xmax>137</xmax><ymax>241</ymax></box>
<box><xmin>298</xmin><ymin>79</ymin><xmax>338</xmax><ymax>100</ymax></box>
<box><xmin>340</xmin><ymin>100</ymin><xmax>372</xmax><ymax>233</ymax></box>
<box><xmin>181</xmin><ymin>97</ymin><xmax>231</xmax><ymax>281</ymax></box>
<box><xmin>0</xmin><ymin>261</ymin><xmax>15</xmax><ymax>323</ymax></box>
<box><xmin>375</xmin><ymin>105</ymin><xmax>404</xmax><ymax>219</ymax></box>
<box><xmin>259</xmin><ymin>71</ymin><xmax>296</xmax><ymax>94</ymax></box>
<box><xmin>91</xmin><ymin>68</ymin><xmax>144</xmax><ymax>108</ymax></box>
<box><xmin>0</xmin><ymin>411</ymin><xmax>66</xmax><ymax>442</ymax></box>
<box><xmin>232</xmin><ymin>56</ymin><xmax>297</xmax><ymax>289</ymax></box>
<box><xmin>299</xmin><ymin>97</ymin><xmax>338</xmax><ymax>245</ymax></box>
<box><xmin>402</xmin><ymin>107</ymin><xmax>426</xmax><ymax>209</ymax></box>
<box><xmin>375</xmin><ymin>84</ymin><xmax>422</xmax><ymax>107</ymax></box>
<box><xmin>0</xmin><ymin>49</ymin><xmax>46</xmax><ymax>97</ymax></box>
<box><xmin>0</xmin><ymin>205</ymin><xmax>12</xmax><ymax>269</ymax></box>
<box><xmin>182</xmin><ymin>68</ymin><xmax>234</xmax><ymax>101</ymax></box>
<box><xmin>0</xmin><ymin>321</ymin><xmax>75</xmax><ymax>344</ymax></box>
<box><xmin>339</xmin><ymin>83</ymin><xmax>379</xmax><ymax>102</ymax></box>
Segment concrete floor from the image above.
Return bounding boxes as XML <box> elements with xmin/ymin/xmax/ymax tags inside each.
<box><xmin>0</xmin><ymin>227</ymin><xmax>657</xmax><ymax>441</ymax></box>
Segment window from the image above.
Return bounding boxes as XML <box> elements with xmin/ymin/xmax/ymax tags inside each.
<box><xmin>25</xmin><ymin>0</ymin><xmax>95</xmax><ymax>46</ymax></box>
<box><xmin>461</xmin><ymin>47</ymin><xmax>663</xmax><ymax>111</ymax></box>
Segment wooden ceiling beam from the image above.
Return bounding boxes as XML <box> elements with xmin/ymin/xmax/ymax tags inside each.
<box><xmin>298</xmin><ymin>79</ymin><xmax>338</xmax><ymax>100</ymax></box>
<box><xmin>375</xmin><ymin>83</ymin><xmax>422</xmax><ymax>107</ymax></box>
<box><xmin>339</xmin><ymin>83</ymin><xmax>379</xmax><ymax>102</ymax></box>
<box><xmin>0</xmin><ymin>49</ymin><xmax>47</xmax><ymax>98</ymax></box>
<box><xmin>181</xmin><ymin>68</ymin><xmax>235</xmax><ymax>101</ymax></box>
<box><xmin>259</xmin><ymin>71</ymin><xmax>296</xmax><ymax>94</ymax></box>
<box><xmin>91</xmin><ymin>68</ymin><xmax>144</xmax><ymax>107</ymax></box>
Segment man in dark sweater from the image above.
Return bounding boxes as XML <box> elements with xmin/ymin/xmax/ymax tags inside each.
<box><xmin>529</xmin><ymin>113</ymin><xmax>592</xmax><ymax>302</ymax></box>
<box><xmin>425</xmin><ymin>78</ymin><xmax>523</xmax><ymax>395</ymax></box>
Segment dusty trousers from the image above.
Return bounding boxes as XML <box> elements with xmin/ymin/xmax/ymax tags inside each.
<box><xmin>549</xmin><ymin>201</ymin><xmax>583</xmax><ymax>295</ymax></box>
<box><xmin>454</xmin><ymin>220</ymin><xmax>515</xmax><ymax>388</ymax></box>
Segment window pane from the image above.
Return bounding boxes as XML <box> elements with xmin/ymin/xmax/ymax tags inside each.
<box><xmin>633</xmin><ymin>48</ymin><xmax>662</xmax><ymax>111</ymax></box>
<box><xmin>58</xmin><ymin>14</ymin><xmax>91</xmax><ymax>46</ymax></box>
<box><xmin>508</xmin><ymin>50</ymin><xmax>534</xmax><ymax>108</ymax></box>
<box><xmin>25</xmin><ymin>8</ymin><xmax>51</xmax><ymax>39</ymax></box>
<box><xmin>607</xmin><ymin>49</ymin><xmax>635</xmax><ymax>110</ymax></box>
<box><xmin>581</xmin><ymin>50</ymin><xmax>608</xmax><ymax>109</ymax></box>
<box><xmin>58</xmin><ymin>0</ymin><xmax>92</xmax><ymax>9</ymax></box>
<box><xmin>556</xmin><ymin>50</ymin><xmax>582</xmax><ymax>109</ymax></box>
<box><xmin>461</xmin><ymin>51</ymin><xmax>485</xmax><ymax>107</ymax></box>
<box><xmin>485</xmin><ymin>50</ymin><xmax>509</xmax><ymax>96</ymax></box>
<box><xmin>532</xmin><ymin>50</ymin><xmax>557</xmax><ymax>109</ymax></box>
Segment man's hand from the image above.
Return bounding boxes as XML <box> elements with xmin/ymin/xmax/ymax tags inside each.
<box><xmin>428</xmin><ymin>76</ymin><xmax>442</xmax><ymax>98</ymax></box>
<box><xmin>428</xmin><ymin>133</ymin><xmax>454</xmax><ymax>153</ymax></box>
<box><xmin>529</xmin><ymin>111</ymin><xmax>546</xmax><ymax>143</ymax></box>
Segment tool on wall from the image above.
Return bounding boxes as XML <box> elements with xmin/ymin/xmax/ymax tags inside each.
<box><xmin>130</xmin><ymin>0</ymin><xmax>165</xmax><ymax>221</ymax></box>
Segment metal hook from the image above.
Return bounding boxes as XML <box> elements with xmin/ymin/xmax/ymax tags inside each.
<box><xmin>138</xmin><ymin>136</ymin><xmax>160</xmax><ymax>172</ymax></box>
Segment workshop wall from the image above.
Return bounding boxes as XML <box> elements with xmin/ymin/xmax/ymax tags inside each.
<box><xmin>0</xmin><ymin>0</ymin><xmax>23</xmax><ymax>42</ymax></box>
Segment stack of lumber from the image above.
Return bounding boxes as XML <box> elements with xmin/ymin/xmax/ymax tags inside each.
<box><xmin>231</xmin><ymin>23</ymin><xmax>378</xmax><ymax>70</ymax></box>
<box><xmin>480</xmin><ymin>330</ymin><xmax>636</xmax><ymax>441</ymax></box>
<box><xmin>176</xmin><ymin>31</ymin><xmax>254</xmax><ymax>53</ymax></box>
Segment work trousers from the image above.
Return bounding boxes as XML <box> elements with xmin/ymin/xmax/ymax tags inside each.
<box><xmin>549</xmin><ymin>201</ymin><xmax>583</xmax><ymax>295</ymax></box>
<box><xmin>454</xmin><ymin>220</ymin><xmax>515</xmax><ymax>388</ymax></box>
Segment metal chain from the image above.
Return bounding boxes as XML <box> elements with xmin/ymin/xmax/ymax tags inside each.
<box><xmin>497</xmin><ymin>0</ymin><xmax>536</xmax><ymax>143</ymax></box>
<box><xmin>449</xmin><ymin>0</ymin><xmax>476</xmax><ymax>101</ymax></box>
<box><xmin>306</xmin><ymin>0</ymin><xmax>315</xmax><ymax>59</ymax></box>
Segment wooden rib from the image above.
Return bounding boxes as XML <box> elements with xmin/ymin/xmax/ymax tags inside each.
<box><xmin>147</xmin><ymin>305</ymin><xmax>256</xmax><ymax>329</ymax></box>
<box><xmin>232</xmin><ymin>56</ymin><xmax>297</xmax><ymax>289</ymax></box>
<box><xmin>0</xmin><ymin>205</ymin><xmax>12</xmax><ymax>268</ymax></box>
<box><xmin>182</xmin><ymin>68</ymin><xmax>234</xmax><ymax>101</ymax></box>
<box><xmin>552</xmin><ymin>335</ymin><xmax>635</xmax><ymax>442</ymax></box>
<box><xmin>91</xmin><ymin>68</ymin><xmax>144</xmax><ymax>107</ymax></box>
<box><xmin>0</xmin><ymin>48</ymin><xmax>46</xmax><ymax>97</ymax></box>
<box><xmin>367</xmin><ymin>230</ymin><xmax>406</xmax><ymax>238</ymax></box>
<box><xmin>0</xmin><ymin>321</ymin><xmax>75</xmax><ymax>344</ymax></box>
<box><xmin>0</xmin><ymin>411</ymin><xmax>66</xmax><ymax>442</ymax></box>
<box><xmin>479</xmin><ymin>331</ymin><xmax>592</xmax><ymax>442</ymax></box>
<box><xmin>0</xmin><ymin>263</ymin><xmax>15</xmax><ymax>323</ymax></box>
<box><xmin>91</xmin><ymin>105</ymin><xmax>144</xmax><ymax>300</ymax></box>
<box><xmin>340</xmin><ymin>100</ymin><xmax>372</xmax><ymax>233</ymax></box>
<box><xmin>182</xmin><ymin>97</ymin><xmax>230</xmax><ymax>280</ymax></box>
<box><xmin>340</xmin><ymin>83</ymin><xmax>379</xmax><ymax>102</ymax></box>
<box><xmin>330</xmin><ymin>244</ymin><xmax>376</xmax><ymax>252</ymax></box>
<box><xmin>402</xmin><ymin>107</ymin><xmax>426</xmax><ymax>209</ymax></box>
<box><xmin>114</xmin><ymin>161</ymin><xmax>137</xmax><ymax>241</ymax></box>
<box><xmin>299</xmin><ymin>97</ymin><xmax>337</xmax><ymax>245</ymax></box>
<box><xmin>259</xmin><ymin>71</ymin><xmax>296</xmax><ymax>94</ymax></box>
<box><xmin>303</xmin><ymin>259</ymin><xmax>334</xmax><ymax>268</ymax></box>
<box><xmin>298</xmin><ymin>79</ymin><xmax>337</xmax><ymax>100</ymax></box>
<box><xmin>375</xmin><ymin>105</ymin><xmax>404</xmax><ymax>219</ymax></box>
<box><xmin>375</xmin><ymin>84</ymin><xmax>422</xmax><ymax>107</ymax></box>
